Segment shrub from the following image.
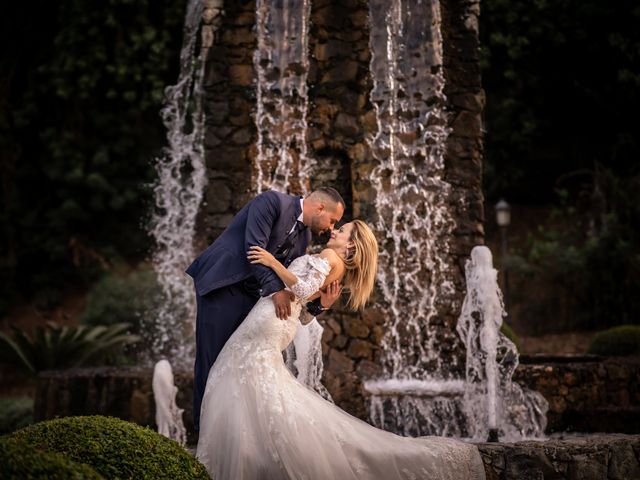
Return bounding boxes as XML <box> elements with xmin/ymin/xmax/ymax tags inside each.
<box><xmin>8</xmin><ymin>416</ymin><xmax>210</xmax><ymax>479</ymax></box>
<box><xmin>81</xmin><ymin>268</ymin><xmax>163</xmax><ymax>334</ymax></box>
<box><xmin>0</xmin><ymin>397</ymin><xmax>33</xmax><ymax>435</ymax></box>
<box><xmin>0</xmin><ymin>322</ymin><xmax>139</xmax><ymax>374</ymax></box>
<box><xmin>0</xmin><ymin>437</ymin><xmax>104</xmax><ymax>479</ymax></box>
<box><xmin>587</xmin><ymin>325</ymin><xmax>640</xmax><ymax>356</ymax></box>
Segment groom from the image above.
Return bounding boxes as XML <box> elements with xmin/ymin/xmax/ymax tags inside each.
<box><xmin>186</xmin><ymin>187</ymin><xmax>346</xmax><ymax>430</ymax></box>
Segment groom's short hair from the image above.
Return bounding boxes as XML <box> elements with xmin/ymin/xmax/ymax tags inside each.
<box><xmin>309</xmin><ymin>187</ymin><xmax>345</xmax><ymax>210</ymax></box>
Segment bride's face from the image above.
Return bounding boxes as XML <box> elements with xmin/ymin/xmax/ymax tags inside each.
<box><xmin>327</xmin><ymin>222</ymin><xmax>353</xmax><ymax>251</ymax></box>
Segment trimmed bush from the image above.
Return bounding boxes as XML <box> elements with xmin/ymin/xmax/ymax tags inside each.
<box><xmin>0</xmin><ymin>437</ymin><xmax>104</xmax><ymax>479</ymax></box>
<box><xmin>0</xmin><ymin>397</ymin><xmax>33</xmax><ymax>435</ymax></box>
<box><xmin>8</xmin><ymin>416</ymin><xmax>210</xmax><ymax>479</ymax></box>
<box><xmin>587</xmin><ymin>325</ymin><xmax>640</xmax><ymax>356</ymax></box>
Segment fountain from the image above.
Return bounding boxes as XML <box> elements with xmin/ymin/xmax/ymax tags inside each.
<box><xmin>457</xmin><ymin>246</ymin><xmax>547</xmax><ymax>441</ymax></box>
<box><xmin>152</xmin><ymin>360</ymin><xmax>187</xmax><ymax>445</ymax></box>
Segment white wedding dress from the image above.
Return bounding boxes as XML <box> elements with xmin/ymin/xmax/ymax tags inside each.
<box><xmin>196</xmin><ymin>255</ymin><xmax>486</xmax><ymax>480</ymax></box>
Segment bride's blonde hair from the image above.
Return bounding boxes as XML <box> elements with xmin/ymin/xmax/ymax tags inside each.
<box><xmin>342</xmin><ymin>220</ymin><xmax>378</xmax><ymax>310</ymax></box>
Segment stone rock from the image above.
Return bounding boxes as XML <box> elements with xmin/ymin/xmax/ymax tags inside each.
<box><xmin>350</xmin><ymin>10</ymin><xmax>367</xmax><ymax>28</ymax></box>
<box><xmin>451</xmin><ymin>110</ymin><xmax>481</xmax><ymax>139</ymax></box>
<box><xmin>608</xmin><ymin>442</ymin><xmax>640</xmax><ymax>480</ymax></box>
<box><xmin>321</xmin><ymin>61</ymin><xmax>359</xmax><ymax>83</ymax></box>
<box><xmin>327</xmin><ymin>317</ymin><xmax>342</xmax><ymax>335</ymax></box>
<box><xmin>205</xmin><ymin>180</ymin><xmax>232</xmax><ymax>213</ymax></box>
<box><xmin>347</xmin><ymin>339</ymin><xmax>374</xmax><ymax>359</ymax></box>
<box><xmin>331</xmin><ymin>334</ymin><xmax>349</xmax><ymax>349</ymax></box>
<box><xmin>228</xmin><ymin>65</ymin><xmax>254</xmax><ymax>86</ymax></box>
<box><xmin>222</xmin><ymin>28</ymin><xmax>254</xmax><ymax>46</ymax></box>
<box><xmin>129</xmin><ymin>389</ymin><xmax>150</xmax><ymax>424</ymax></box>
<box><xmin>334</xmin><ymin>112</ymin><xmax>359</xmax><ymax>137</ymax></box>
<box><xmin>233</xmin><ymin>12</ymin><xmax>254</xmax><ymax>26</ymax></box>
<box><xmin>314</xmin><ymin>40</ymin><xmax>349</xmax><ymax>61</ymax></box>
<box><xmin>231</xmin><ymin>128</ymin><xmax>252</xmax><ymax>145</ymax></box>
<box><xmin>314</xmin><ymin>6</ymin><xmax>351</xmax><ymax>29</ymax></box>
<box><xmin>343</xmin><ymin>317</ymin><xmax>370</xmax><ymax>338</ymax></box>
<box><xmin>328</xmin><ymin>349</ymin><xmax>354</xmax><ymax>374</ymax></box>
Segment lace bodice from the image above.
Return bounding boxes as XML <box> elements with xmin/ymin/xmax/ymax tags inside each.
<box><xmin>286</xmin><ymin>254</ymin><xmax>331</xmax><ymax>301</ymax></box>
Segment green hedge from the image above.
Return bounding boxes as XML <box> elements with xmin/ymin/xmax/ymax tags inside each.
<box><xmin>588</xmin><ymin>325</ymin><xmax>640</xmax><ymax>356</ymax></box>
<box><xmin>8</xmin><ymin>416</ymin><xmax>210</xmax><ymax>480</ymax></box>
<box><xmin>0</xmin><ymin>437</ymin><xmax>104</xmax><ymax>479</ymax></box>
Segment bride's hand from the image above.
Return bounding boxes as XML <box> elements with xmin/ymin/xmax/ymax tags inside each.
<box><xmin>247</xmin><ymin>245</ymin><xmax>276</xmax><ymax>268</ymax></box>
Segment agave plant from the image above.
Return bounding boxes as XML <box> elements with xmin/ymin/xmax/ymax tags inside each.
<box><xmin>0</xmin><ymin>322</ymin><xmax>140</xmax><ymax>374</ymax></box>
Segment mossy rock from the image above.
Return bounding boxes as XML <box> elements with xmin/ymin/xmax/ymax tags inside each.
<box><xmin>0</xmin><ymin>437</ymin><xmax>104</xmax><ymax>479</ymax></box>
<box><xmin>500</xmin><ymin>322</ymin><xmax>521</xmax><ymax>353</ymax></box>
<box><xmin>588</xmin><ymin>325</ymin><xmax>640</xmax><ymax>356</ymax></box>
<box><xmin>8</xmin><ymin>416</ymin><xmax>210</xmax><ymax>480</ymax></box>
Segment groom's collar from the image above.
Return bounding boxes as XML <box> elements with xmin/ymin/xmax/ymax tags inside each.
<box><xmin>288</xmin><ymin>196</ymin><xmax>304</xmax><ymax>235</ymax></box>
<box><xmin>297</xmin><ymin>197</ymin><xmax>304</xmax><ymax>223</ymax></box>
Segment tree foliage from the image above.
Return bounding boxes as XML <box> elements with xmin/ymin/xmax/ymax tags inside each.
<box><xmin>0</xmin><ymin>0</ymin><xmax>186</xmax><ymax>312</ymax></box>
<box><xmin>481</xmin><ymin>0</ymin><xmax>640</xmax><ymax>201</ymax></box>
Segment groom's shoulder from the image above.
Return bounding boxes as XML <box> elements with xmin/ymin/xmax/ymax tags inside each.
<box><xmin>252</xmin><ymin>190</ymin><xmax>297</xmax><ymax>208</ymax></box>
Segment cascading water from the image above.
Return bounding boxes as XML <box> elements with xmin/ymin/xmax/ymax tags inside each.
<box><xmin>364</xmin><ymin>0</ymin><xmax>463</xmax><ymax>437</ymax></box>
<box><xmin>457</xmin><ymin>246</ymin><xmax>548</xmax><ymax>441</ymax></box>
<box><xmin>254</xmin><ymin>0</ymin><xmax>314</xmax><ymax>194</ymax></box>
<box><xmin>148</xmin><ymin>0</ymin><xmax>208</xmax><ymax>364</ymax></box>
<box><xmin>252</xmin><ymin>0</ymin><xmax>328</xmax><ymax>397</ymax></box>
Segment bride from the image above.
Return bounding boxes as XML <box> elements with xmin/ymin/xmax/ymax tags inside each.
<box><xmin>196</xmin><ymin>220</ymin><xmax>486</xmax><ymax>480</ymax></box>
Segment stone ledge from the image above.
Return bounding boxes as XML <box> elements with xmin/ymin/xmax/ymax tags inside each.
<box><xmin>477</xmin><ymin>434</ymin><xmax>640</xmax><ymax>480</ymax></box>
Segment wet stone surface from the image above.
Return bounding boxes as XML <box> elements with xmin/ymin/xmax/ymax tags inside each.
<box><xmin>477</xmin><ymin>434</ymin><xmax>640</xmax><ymax>480</ymax></box>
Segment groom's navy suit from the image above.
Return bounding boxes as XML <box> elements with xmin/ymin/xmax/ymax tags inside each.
<box><xmin>186</xmin><ymin>190</ymin><xmax>311</xmax><ymax>430</ymax></box>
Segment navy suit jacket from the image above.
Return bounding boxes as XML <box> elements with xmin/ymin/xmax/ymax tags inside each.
<box><xmin>186</xmin><ymin>191</ymin><xmax>311</xmax><ymax>297</ymax></box>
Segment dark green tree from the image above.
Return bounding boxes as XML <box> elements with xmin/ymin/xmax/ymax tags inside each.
<box><xmin>0</xmin><ymin>0</ymin><xmax>186</xmax><ymax>312</ymax></box>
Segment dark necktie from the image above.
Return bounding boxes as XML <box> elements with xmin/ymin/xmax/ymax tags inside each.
<box><xmin>275</xmin><ymin>221</ymin><xmax>306</xmax><ymax>262</ymax></box>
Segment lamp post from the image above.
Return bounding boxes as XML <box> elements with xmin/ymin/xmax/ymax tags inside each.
<box><xmin>495</xmin><ymin>199</ymin><xmax>511</xmax><ymax>312</ymax></box>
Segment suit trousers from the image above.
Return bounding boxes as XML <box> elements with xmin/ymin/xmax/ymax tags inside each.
<box><xmin>193</xmin><ymin>281</ymin><xmax>259</xmax><ymax>431</ymax></box>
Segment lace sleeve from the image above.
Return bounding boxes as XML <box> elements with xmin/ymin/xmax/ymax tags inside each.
<box><xmin>289</xmin><ymin>256</ymin><xmax>331</xmax><ymax>301</ymax></box>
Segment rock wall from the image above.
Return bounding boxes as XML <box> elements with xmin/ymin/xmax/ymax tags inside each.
<box><xmin>196</xmin><ymin>0</ymin><xmax>484</xmax><ymax>420</ymax></box>
<box><xmin>515</xmin><ymin>356</ymin><xmax>640</xmax><ymax>434</ymax></box>
<box><xmin>34</xmin><ymin>367</ymin><xmax>196</xmax><ymax>445</ymax></box>
<box><xmin>478</xmin><ymin>435</ymin><xmax>640</xmax><ymax>480</ymax></box>
<box><xmin>33</xmin><ymin>357</ymin><xmax>640</xmax><ymax>443</ymax></box>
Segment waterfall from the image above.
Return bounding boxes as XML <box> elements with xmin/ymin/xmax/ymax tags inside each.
<box><xmin>365</xmin><ymin>0</ymin><xmax>460</xmax><ymax>436</ymax></box>
<box><xmin>253</xmin><ymin>0</ymin><xmax>314</xmax><ymax>194</ymax></box>
<box><xmin>368</xmin><ymin>0</ymin><xmax>454</xmax><ymax>379</ymax></box>
<box><xmin>148</xmin><ymin>0</ymin><xmax>208</xmax><ymax>364</ymax></box>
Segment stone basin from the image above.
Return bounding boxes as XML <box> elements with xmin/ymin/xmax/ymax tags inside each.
<box><xmin>478</xmin><ymin>434</ymin><xmax>640</xmax><ymax>480</ymax></box>
<box><xmin>363</xmin><ymin>378</ymin><xmax>465</xmax><ymax>398</ymax></box>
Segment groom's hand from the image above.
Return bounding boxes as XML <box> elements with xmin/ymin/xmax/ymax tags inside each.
<box><xmin>320</xmin><ymin>281</ymin><xmax>343</xmax><ymax>309</ymax></box>
<box><xmin>273</xmin><ymin>290</ymin><xmax>295</xmax><ymax>320</ymax></box>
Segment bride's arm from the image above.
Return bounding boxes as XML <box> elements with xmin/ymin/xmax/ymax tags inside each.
<box><xmin>247</xmin><ymin>247</ymin><xmax>341</xmax><ymax>299</ymax></box>
<box><xmin>247</xmin><ymin>246</ymin><xmax>299</xmax><ymax>289</ymax></box>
